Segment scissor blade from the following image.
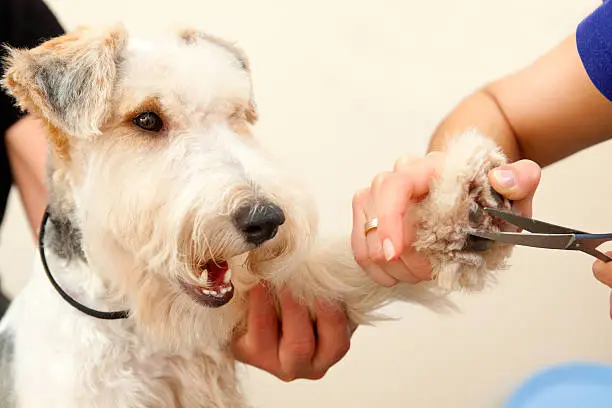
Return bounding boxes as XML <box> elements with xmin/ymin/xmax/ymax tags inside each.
<box><xmin>467</xmin><ymin>230</ymin><xmax>576</xmax><ymax>250</ymax></box>
<box><xmin>482</xmin><ymin>207</ymin><xmax>587</xmax><ymax>234</ymax></box>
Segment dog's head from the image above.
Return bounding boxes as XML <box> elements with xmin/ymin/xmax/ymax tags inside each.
<box><xmin>2</xmin><ymin>24</ymin><xmax>316</xmax><ymax>346</ymax></box>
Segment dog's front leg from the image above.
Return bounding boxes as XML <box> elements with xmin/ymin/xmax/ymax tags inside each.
<box><xmin>252</xmin><ymin>238</ymin><xmax>453</xmax><ymax>326</ymax></box>
<box><xmin>252</xmin><ymin>129</ymin><xmax>518</xmax><ymax>324</ymax></box>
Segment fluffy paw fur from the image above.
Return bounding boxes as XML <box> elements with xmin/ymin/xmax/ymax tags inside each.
<box><xmin>415</xmin><ymin>129</ymin><xmax>514</xmax><ymax>291</ymax></box>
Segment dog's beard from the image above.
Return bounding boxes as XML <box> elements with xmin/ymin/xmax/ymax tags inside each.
<box><xmin>122</xmin><ymin>203</ymin><xmax>315</xmax><ymax>352</ymax></box>
<box><xmin>75</xmin><ymin>199</ymin><xmax>242</xmax><ymax>350</ymax></box>
<box><xmin>74</xmin><ymin>135</ymin><xmax>321</xmax><ymax>351</ymax></box>
<box><xmin>130</xmin><ymin>271</ymin><xmax>249</xmax><ymax>352</ymax></box>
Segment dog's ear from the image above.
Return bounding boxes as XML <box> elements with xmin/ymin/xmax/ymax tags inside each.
<box><xmin>178</xmin><ymin>28</ymin><xmax>251</xmax><ymax>71</ymax></box>
<box><xmin>178</xmin><ymin>28</ymin><xmax>258</xmax><ymax>124</ymax></box>
<box><xmin>1</xmin><ymin>24</ymin><xmax>128</xmax><ymax>138</ymax></box>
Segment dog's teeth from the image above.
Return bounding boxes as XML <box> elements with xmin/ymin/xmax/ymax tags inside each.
<box><xmin>199</xmin><ymin>269</ymin><xmax>209</xmax><ymax>284</ymax></box>
<box><xmin>224</xmin><ymin>269</ymin><xmax>232</xmax><ymax>284</ymax></box>
<box><xmin>202</xmin><ymin>288</ymin><xmax>222</xmax><ymax>297</ymax></box>
<box><xmin>199</xmin><ymin>281</ymin><xmax>232</xmax><ymax>298</ymax></box>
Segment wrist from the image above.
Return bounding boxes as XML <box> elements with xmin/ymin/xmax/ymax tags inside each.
<box><xmin>426</xmin><ymin>88</ymin><xmax>522</xmax><ymax>162</ymax></box>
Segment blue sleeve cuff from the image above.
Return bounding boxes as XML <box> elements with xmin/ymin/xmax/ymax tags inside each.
<box><xmin>577</xmin><ymin>0</ymin><xmax>612</xmax><ymax>101</ymax></box>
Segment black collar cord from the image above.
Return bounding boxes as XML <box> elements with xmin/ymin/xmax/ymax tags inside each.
<box><xmin>38</xmin><ymin>207</ymin><xmax>130</xmax><ymax>320</ymax></box>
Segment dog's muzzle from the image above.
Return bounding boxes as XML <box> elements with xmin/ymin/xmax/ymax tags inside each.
<box><xmin>233</xmin><ymin>202</ymin><xmax>285</xmax><ymax>245</ymax></box>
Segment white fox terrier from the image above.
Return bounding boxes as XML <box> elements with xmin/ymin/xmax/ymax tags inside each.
<box><xmin>0</xmin><ymin>24</ymin><xmax>515</xmax><ymax>408</ymax></box>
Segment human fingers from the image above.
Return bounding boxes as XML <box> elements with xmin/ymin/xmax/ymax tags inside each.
<box><xmin>372</xmin><ymin>155</ymin><xmax>444</xmax><ymax>261</ymax></box>
<box><xmin>592</xmin><ymin>254</ymin><xmax>612</xmax><ymax>320</ymax></box>
<box><xmin>351</xmin><ymin>188</ymin><xmax>398</xmax><ymax>287</ymax></box>
<box><xmin>363</xmin><ymin>219</ymin><xmax>423</xmax><ymax>284</ymax></box>
<box><xmin>231</xmin><ymin>282</ymin><xmax>280</xmax><ymax>373</ymax></box>
<box><xmin>488</xmin><ymin>159</ymin><xmax>542</xmax><ymax>217</ymax></box>
<box><xmin>309</xmin><ymin>299</ymin><xmax>352</xmax><ymax>378</ymax></box>
<box><xmin>593</xmin><ymin>253</ymin><xmax>612</xmax><ymax>287</ymax></box>
<box><xmin>360</xmin><ymin>184</ymin><xmax>430</xmax><ymax>284</ymax></box>
<box><xmin>368</xmin><ymin>171</ymin><xmax>415</xmax><ymax>262</ymax></box>
<box><xmin>277</xmin><ymin>288</ymin><xmax>317</xmax><ymax>381</ymax></box>
<box><xmin>609</xmin><ymin>291</ymin><xmax>612</xmax><ymax>320</ymax></box>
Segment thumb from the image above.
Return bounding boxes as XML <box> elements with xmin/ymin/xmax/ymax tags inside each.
<box><xmin>488</xmin><ymin>159</ymin><xmax>541</xmax><ymax>217</ymax></box>
<box><xmin>593</xmin><ymin>253</ymin><xmax>612</xmax><ymax>287</ymax></box>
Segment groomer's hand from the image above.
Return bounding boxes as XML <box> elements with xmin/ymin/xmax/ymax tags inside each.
<box><xmin>497</xmin><ymin>159</ymin><xmax>612</xmax><ymax>319</ymax></box>
<box><xmin>591</xmin><ymin>255</ymin><xmax>612</xmax><ymax>319</ymax></box>
<box><xmin>351</xmin><ymin>153</ymin><xmax>442</xmax><ymax>286</ymax></box>
<box><xmin>493</xmin><ymin>160</ymin><xmax>612</xmax><ymax>320</ymax></box>
<box><xmin>487</xmin><ymin>159</ymin><xmax>542</xmax><ymax>218</ymax></box>
<box><xmin>231</xmin><ymin>282</ymin><xmax>353</xmax><ymax>382</ymax></box>
<box><xmin>351</xmin><ymin>154</ymin><xmax>542</xmax><ymax>287</ymax></box>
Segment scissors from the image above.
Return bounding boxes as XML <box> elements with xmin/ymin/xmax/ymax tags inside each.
<box><xmin>467</xmin><ymin>207</ymin><xmax>612</xmax><ymax>262</ymax></box>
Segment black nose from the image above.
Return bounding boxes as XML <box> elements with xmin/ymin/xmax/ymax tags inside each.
<box><xmin>233</xmin><ymin>202</ymin><xmax>286</xmax><ymax>245</ymax></box>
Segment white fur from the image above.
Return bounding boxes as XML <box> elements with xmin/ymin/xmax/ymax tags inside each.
<box><xmin>414</xmin><ymin>129</ymin><xmax>514</xmax><ymax>291</ymax></box>
<box><xmin>0</xmin><ymin>25</ymin><xmax>513</xmax><ymax>407</ymax></box>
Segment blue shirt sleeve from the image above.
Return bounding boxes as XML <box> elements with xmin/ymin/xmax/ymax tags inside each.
<box><xmin>577</xmin><ymin>0</ymin><xmax>612</xmax><ymax>101</ymax></box>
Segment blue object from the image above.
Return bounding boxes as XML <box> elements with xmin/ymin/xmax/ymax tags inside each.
<box><xmin>577</xmin><ymin>0</ymin><xmax>612</xmax><ymax>102</ymax></box>
<box><xmin>504</xmin><ymin>362</ymin><xmax>612</xmax><ymax>408</ymax></box>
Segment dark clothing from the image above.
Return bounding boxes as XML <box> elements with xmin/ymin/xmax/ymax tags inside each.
<box><xmin>577</xmin><ymin>0</ymin><xmax>612</xmax><ymax>101</ymax></box>
<box><xmin>0</xmin><ymin>0</ymin><xmax>64</xmax><ymax>314</ymax></box>
<box><xmin>0</xmin><ymin>0</ymin><xmax>64</xmax><ymax>226</ymax></box>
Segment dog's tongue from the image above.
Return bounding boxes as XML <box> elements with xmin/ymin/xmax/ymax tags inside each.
<box><xmin>205</xmin><ymin>260</ymin><xmax>229</xmax><ymax>284</ymax></box>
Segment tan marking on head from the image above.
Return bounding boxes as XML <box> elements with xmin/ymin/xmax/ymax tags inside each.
<box><xmin>93</xmin><ymin>96</ymin><xmax>170</xmax><ymax>153</ymax></box>
<box><xmin>39</xmin><ymin>29</ymin><xmax>83</xmax><ymax>50</ymax></box>
<box><xmin>229</xmin><ymin>102</ymin><xmax>257</xmax><ymax>136</ymax></box>
<box><xmin>104</xmin><ymin>27</ymin><xmax>125</xmax><ymax>48</ymax></box>
<box><xmin>178</xmin><ymin>28</ymin><xmax>199</xmax><ymax>45</ymax></box>
<box><xmin>230</xmin><ymin>120</ymin><xmax>251</xmax><ymax>137</ymax></box>
<box><xmin>122</xmin><ymin>96</ymin><xmax>167</xmax><ymax>128</ymax></box>
<box><xmin>47</xmin><ymin>123</ymin><xmax>71</xmax><ymax>161</ymax></box>
<box><xmin>4</xmin><ymin>74</ymin><xmax>16</xmax><ymax>89</ymax></box>
<box><xmin>246</xmin><ymin>100</ymin><xmax>258</xmax><ymax>124</ymax></box>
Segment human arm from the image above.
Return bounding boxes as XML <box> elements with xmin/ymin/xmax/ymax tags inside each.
<box><xmin>5</xmin><ymin>116</ymin><xmax>49</xmax><ymax>239</ymax></box>
<box><xmin>428</xmin><ymin>34</ymin><xmax>612</xmax><ymax>166</ymax></box>
<box><xmin>352</xmin><ymin>2</ymin><xmax>612</xmax><ymax>286</ymax></box>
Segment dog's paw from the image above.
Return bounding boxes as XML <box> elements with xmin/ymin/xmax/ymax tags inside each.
<box><xmin>414</xmin><ymin>129</ymin><xmax>515</xmax><ymax>292</ymax></box>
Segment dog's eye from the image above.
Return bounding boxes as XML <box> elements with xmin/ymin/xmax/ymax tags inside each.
<box><xmin>133</xmin><ymin>112</ymin><xmax>163</xmax><ymax>132</ymax></box>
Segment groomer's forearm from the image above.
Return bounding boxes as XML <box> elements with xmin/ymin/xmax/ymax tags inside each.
<box><xmin>427</xmin><ymin>88</ymin><xmax>522</xmax><ymax>162</ymax></box>
<box><xmin>5</xmin><ymin>116</ymin><xmax>49</xmax><ymax>239</ymax></box>
<box><xmin>428</xmin><ymin>34</ymin><xmax>612</xmax><ymax>166</ymax></box>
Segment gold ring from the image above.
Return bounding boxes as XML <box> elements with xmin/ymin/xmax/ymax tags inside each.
<box><xmin>364</xmin><ymin>218</ymin><xmax>378</xmax><ymax>236</ymax></box>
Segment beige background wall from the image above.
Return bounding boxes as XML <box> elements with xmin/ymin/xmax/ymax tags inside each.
<box><xmin>2</xmin><ymin>0</ymin><xmax>612</xmax><ymax>406</ymax></box>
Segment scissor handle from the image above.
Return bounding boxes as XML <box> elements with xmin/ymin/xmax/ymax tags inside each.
<box><xmin>579</xmin><ymin>247</ymin><xmax>612</xmax><ymax>262</ymax></box>
<box><xmin>572</xmin><ymin>233</ymin><xmax>612</xmax><ymax>262</ymax></box>
<box><xmin>573</xmin><ymin>233</ymin><xmax>612</xmax><ymax>247</ymax></box>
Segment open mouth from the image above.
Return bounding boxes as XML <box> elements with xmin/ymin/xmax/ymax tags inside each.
<box><xmin>183</xmin><ymin>259</ymin><xmax>234</xmax><ymax>308</ymax></box>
